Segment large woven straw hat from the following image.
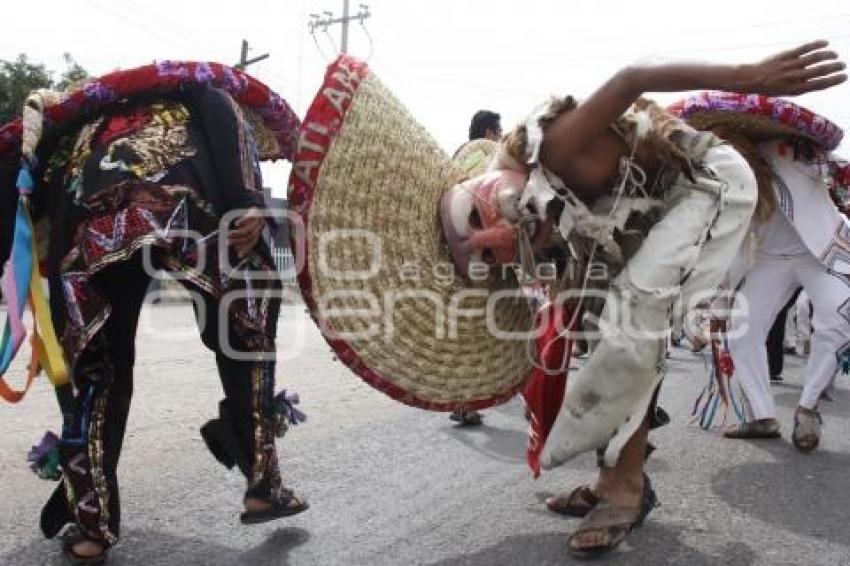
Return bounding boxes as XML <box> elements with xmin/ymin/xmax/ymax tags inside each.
<box><xmin>288</xmin><ymin>56</ymin><xmax>535</xmax><ymax>411</ymax></box>
<box><xmin>452</xmin><ymin>138</ymin><xmax>498</xmax><ymax>177</ymax></box>
<box><xmin>668</xmin><ymin>91</ymin><xmax>844</xmax><ymax>150</ymax></box>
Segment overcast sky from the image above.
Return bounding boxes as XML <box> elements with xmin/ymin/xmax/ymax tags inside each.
<box><xmin>3</xmin><ymin>0</ymin><xmax>850</xmax><ymax>195</ymax></box>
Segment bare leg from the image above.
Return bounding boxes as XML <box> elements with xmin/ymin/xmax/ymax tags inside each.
<box><xmin>569</xmin><ymin>419</ymin><xmax>649</xmax><ymax>551</ymax></box>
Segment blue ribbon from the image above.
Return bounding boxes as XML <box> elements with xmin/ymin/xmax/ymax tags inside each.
<box><xmin>16</xmin><ymin>164</ymin><xmax>34</xmax><ymax>195</ymax></box>
<box><xmin>0</xmin><ymin>197</ymin><xmax>34</xmax><ymax>372</ymax></box>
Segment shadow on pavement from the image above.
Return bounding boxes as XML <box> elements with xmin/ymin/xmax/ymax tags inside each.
<box><xmin>442</xmin><ymin>418</ymin><xmax>672</xmax><ymax>475</ymax></box>
<box><xmin>712</xmin><ymin>443</ymin><xmax>850</xmax><ymax>546</ymax></box>
<box><xmin>424</xmin><ymin>523</ymin><xmax>753</xmax><ymax>566</ymax></box>
<box><xmin>1</xmin><ymin>527</ymin><xmax>311</xmax><ymax>566</ymax></box>
<box><xmin>238</xmin><ymin>527</ymin><xmax>311</xmax><ymax>565</ymax></box>
<box><xmin>442</xmin><ymin>424</ymin><xmax>527</xmax><ymax>464</ymax></box>
<box><xmin>489</xmin><ymin>398</ymin><xmax>524</xmax><ymax>418</ymax></box>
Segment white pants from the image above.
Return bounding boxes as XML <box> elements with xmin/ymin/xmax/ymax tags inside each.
<box><xmin>542</xmin><ymin>143</ymin><xmax>758</xmax><ymax>468</ymax></box>
<box><xmin>730</xmin><ymin>253</ymin><xmax>850</xmax><ymax>418</ymax></box>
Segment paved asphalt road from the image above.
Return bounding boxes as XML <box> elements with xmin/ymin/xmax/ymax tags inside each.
<box><xmin>1</xmin><ymin>303</ymin><xmax>849</xmax><ymax>565</ymax></box>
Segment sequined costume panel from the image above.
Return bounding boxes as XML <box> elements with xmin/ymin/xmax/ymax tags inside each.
<box><xmin>42</xmin><ymin>87</ymin><xmax>284</xmax><ymax>545</ymax></box>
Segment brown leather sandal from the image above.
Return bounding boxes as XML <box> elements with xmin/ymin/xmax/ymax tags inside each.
<box><xmin>240</xmin><ymin>488</ymin><xmax>309</xmax><ymax>525</ymax></box>
<box><xmin>723</xmin><ymin>418</ymin><xmax>781</xmax><ymax>439</ymax></box>
<box><xmin>792</xmin><ymin>407</ymin><xmax>822</xmax><ymax>453</ymax></box>
<box><xmin>566</xmin><ymin>475</ymin><xmax>658</xmax><ymax>559</ymax></box>
<box><xmin>546</xmin><ymin>485</ymin><xmax>599</xmax><ymax>517</ymax></box>
<box><xmin>58</xmin><ymin>526</ymin><xmax>109</xmax><ymax>565</ymax></box>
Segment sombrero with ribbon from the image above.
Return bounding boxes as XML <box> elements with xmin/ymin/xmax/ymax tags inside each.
<box><xmin>288</xmin><ymin>56</ymin><xmax>535</xmax><ymax>411</ymax></box>
<box><xmin>669</xmin><ymin>91</ymin><xmax>850</xmax><ymax>216</ymax></box>
<box><xmin>668</xmin><ymin>91</ymin><xmax>844</xmax><ymax>150</ymax></box>
<box><xmin>0</xmin><ymin>61</ymin><xmax>300</xmax><ymax>403</ymax></box>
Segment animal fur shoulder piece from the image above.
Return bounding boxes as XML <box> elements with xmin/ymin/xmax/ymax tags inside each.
<box><xmin>22</xmin><ymin>89</ymin><xmax>64</xmax><ymax>160</ymax></box>
<box><xmin>493</xmin><ymin>96</ymin><xmax>726</xmax><ymax>288</ymax></box>
<box><xmin>495</xmin><ymin>97</ymin><xmax>683</xmax><ymax>264</ymax></box>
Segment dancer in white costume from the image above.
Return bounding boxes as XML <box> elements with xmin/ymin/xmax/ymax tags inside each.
<box><xmin>725</xmin><ymin>140</ymin><xmax>850</xmax><ymax>452</ymax></box>
<box><xmin>440</xmin><ymin>41</ymin><xmax>845</xmax><ymax>558</ymax></box>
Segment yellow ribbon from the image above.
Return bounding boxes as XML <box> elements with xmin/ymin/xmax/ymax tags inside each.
<box><xmin>0</xmin><ymin>204</ymin><xmax>69</xmax><ymax>403</ymax></box>
<box><xmin>25</xmin><ymin>204</ymin><xmax>69</xmax><ymax>388</ymax></box>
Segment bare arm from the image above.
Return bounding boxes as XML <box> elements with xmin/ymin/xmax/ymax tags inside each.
<box><xmin>541</xmin><ymin>40</ymin><xmax>846</xmax><ymax>173</ymax></box>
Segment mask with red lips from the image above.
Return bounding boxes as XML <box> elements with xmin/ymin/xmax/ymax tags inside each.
<box><xmin>440</xmin><ymin>169</ymin><xmax>548</xmax><ymax>279</ymax></box>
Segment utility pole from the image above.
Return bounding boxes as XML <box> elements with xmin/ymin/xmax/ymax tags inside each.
<box><xmin>309</xmin><ymin>1</ymin><xmax>371</xmax><ymax>54</ymax></box>
<box><xmin>341</xmin><ymin>0</ymin><xmax>350</xmax><ymax>54</ymax></box>
<box><xmin>235</xmin><ymin>39</ymin><xmax>270</xmax><ymax>70</ymax></box>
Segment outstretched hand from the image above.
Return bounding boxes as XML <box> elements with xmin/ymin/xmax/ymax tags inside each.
<box><xmin>228</xmin><ymin>207</ymin><xmax>266</xmax><ymax>258</ymax></box>
<box><xmin>743</xmin><ymin>40</ymin><xmax>846</xmax><ymax>96</ymax></box>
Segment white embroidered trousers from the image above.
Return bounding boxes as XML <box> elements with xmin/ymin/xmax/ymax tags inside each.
<box><xmin>730</xmin><ymin>251</ymin><xmax>850</xmax><ymax>418</ymax></box>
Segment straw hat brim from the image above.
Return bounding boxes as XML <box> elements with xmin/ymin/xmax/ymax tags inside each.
<box><xmin>452</xmin><ymin>138</ymin><xmax>499</xmax><ymax>178</ymax></box>
<box><xmin>288</xmin><ymin>56</ymin><xmax>535</xmax><ymax>411</ymax></box>
<box><xmin>668</xmin><ymin>91</ymin><xmax>843</xmax><ymax>150</ymax></box>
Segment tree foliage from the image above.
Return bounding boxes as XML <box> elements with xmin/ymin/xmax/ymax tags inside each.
<box><xmin>56</xmin><ymin>53</ymin><xmax>90</xmax><ymax>92</ymax></box>
<box><xmin>0</xmin><ymin>53</ymin><xmax>90</xmax><ymax>124</ymax></box>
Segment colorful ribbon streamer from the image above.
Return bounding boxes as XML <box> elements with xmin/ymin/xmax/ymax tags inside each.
<box><xmin>690</xmin><ymin>318</ymin><xmax>744</xmax><ymax>430</ymax></box>
<box><xmin>0</xmin><ymin>162</ymin><xmax>69</xmax><ymax>403</ymax></box>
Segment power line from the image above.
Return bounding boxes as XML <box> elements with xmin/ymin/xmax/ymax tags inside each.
<box><xmin>377</xmin><ymin>30</ymin><xmax>850</xmax><ymax>101</ymax></box>
<box><xmin>410</xmin><ymin>32</ymin><xmax>850</xmax><ymax>73</ymax></box>
<box><xmin>597</xmin><ymin>12</ymin><xmax>850</xmax><ymax>42</ymax></box>
<box><xmin>310</xmin><ymin>29</ymin><xmax>335</xmax><ymax>62</ymax></box>
<box><xmin>359</xmin><ymin>17</ymin><xmax>375</xmax><ymax>61</ymax></box>
<box><xmin>86</xmin><ymin>0</ymin><xmax>297</xmax><ymax>93</ymax></box>
<box><xmin>235</xmin><ymin>40</ymin><xmax>269</xmax><ymax>71</ymax></box>
<box><xmin>122</xmin><ymin>0</ymin><xmax>235</xmax><ymax>62</ymax></box>
<box><xmin>295</xmin><ymin>0</ymin><xmax>307</xmax><ymax>111</ymax></box>
<box><xmin>308</xmin><ymin>1</ymin><xmax>371</xmax><ymax>55</ymax></box>
<box><xmin>121</xmin><ymin>0</ymin><xmax>293</xmax><ymax>89</ymax></box>
<box><xmin>87</xmin><ymin>0</ymin><xmax>231</xmax><ymax>64</ymax></box>
<box><xmin>93</xmin><ymin>0</ymin><xmax>292</xmax><ymax>95</ymax></box>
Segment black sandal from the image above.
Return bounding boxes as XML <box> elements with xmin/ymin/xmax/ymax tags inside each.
<box><xmin>566</xmin><ymin>474</ymin><xmax>658</xmax><ymax>559</ymax></box>
<box><xmin>240</xmin><ymin>488</ymin><xmax>309</xmax><ymax>525</ymax></box>
<box><xmin>449</xmin><ymin>410</ymin><xmax>483</xmax><ymax>426</ymax></box>
<box><xmin>58</xmin><ymin>526</ymin><xmax>109</xmax><ymax>566</ymax></box>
